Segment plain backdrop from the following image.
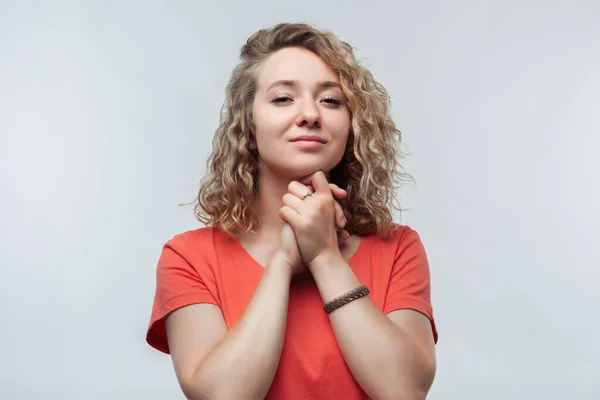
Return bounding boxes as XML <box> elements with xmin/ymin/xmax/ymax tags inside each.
<box><xmin>1</xmin><ymin>1</ymin><xmax>599</xmax><ymax>399</ymax></box>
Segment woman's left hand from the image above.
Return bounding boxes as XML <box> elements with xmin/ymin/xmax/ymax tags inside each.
<box><xmin>278</xmin><ymin>171</ymin><xmax>342</xmax><ymax>267</ymax></box>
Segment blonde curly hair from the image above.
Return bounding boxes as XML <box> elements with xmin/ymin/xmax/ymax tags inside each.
<box><xmin>193</xmin><ymin>22</ymin><xmax>414</xmax><ymax>238</ymax></box>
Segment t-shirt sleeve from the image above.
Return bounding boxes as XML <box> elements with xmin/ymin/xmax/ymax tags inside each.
<box><xmin>146</xmin><ymin>234</ymin><xmax>219</xmax><ymax>354</ymax></box>
<box><xmin>383</xmin><ymin>226</ymin><xmax>438</xmax><ymax>344</ymax></box>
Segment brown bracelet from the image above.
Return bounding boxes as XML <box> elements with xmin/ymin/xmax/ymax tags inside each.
<box><xmin>323</xmin><ymin>285</ymin><xmax>370</xmax><ymax>314</ymax></box>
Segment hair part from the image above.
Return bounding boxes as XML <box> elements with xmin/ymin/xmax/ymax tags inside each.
<box><xmin>191</xmin><ymin>22</ymin><xmax>414</xmax><ymax>238</ymax></box>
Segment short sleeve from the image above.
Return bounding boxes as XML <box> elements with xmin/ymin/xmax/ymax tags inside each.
<box><xmin>383</xmin><ymin>227</ymin><xmax>438</xmax><ymax>344</ymax></box>
<box><xmin>146</xmin><ymin>235</ymin><xmax>219</xmax><ymax>354</ymax></box>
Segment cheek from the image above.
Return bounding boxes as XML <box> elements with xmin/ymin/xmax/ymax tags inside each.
<box><xmin>333</xmin><ymin>115</ymin><xmax>352</xmax><ymax>156</ymax></box>
<box><xmin>252</xmin><ymin>107</ymin><xmax>293</xmax><ymax>141</ymax></box>
<box><xmin>329</xmin><ymin>112</ymin><xmax>351</xmax><ymax>140</ymax></box>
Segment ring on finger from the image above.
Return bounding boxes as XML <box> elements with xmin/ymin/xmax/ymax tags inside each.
<box><xmin>301</xmin><ymin>191</ymin><xmax>313</xmax><ymax>200</ymax></box>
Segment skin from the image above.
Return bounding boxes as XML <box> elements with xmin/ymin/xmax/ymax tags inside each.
<box><xmin>241</xmin><ymin>46</ymin><xmax>358</xmax><ymax>271</ymax></box>
<box><xmin>165</xmin><ymin>47</ymin><xmax>436</xmax><ymax>400</ymax></box>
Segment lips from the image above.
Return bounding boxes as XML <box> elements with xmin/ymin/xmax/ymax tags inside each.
<box><xmin>290</xmin><ymin>135</ymin><xmax>327</xmax><ymax>143</ymax></box>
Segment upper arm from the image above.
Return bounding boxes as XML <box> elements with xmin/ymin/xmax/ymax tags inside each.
<box><xmin>166</xmin><ymin>303</ymin><xmax>228</xmax><ymax>392</ymax></box>
<box><xmin>383</xmin><ymin>227</ymin><xmax>438</xmax><ymax>343</ymax></box>
<box><xmin>146</xmin><ymin>234</ymin><xmax>225</xmax><ymax>396</ymax></box>
<box><xmin>387</xmin><ymin>309</ymin><xmax>436</xmax><ymax>398</ymax></box>
<box><xmin>382</xmin><ymin>227</ymin><xmax>438</xmax><ymax>394</ymax></box>
<box><xmin>387</xmin><ymin>309</ymin><xmax>436</xmax><ymax>365</ymax></box>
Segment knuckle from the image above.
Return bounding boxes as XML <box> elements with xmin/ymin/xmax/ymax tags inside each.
<box><xmin>308</xmin><ymin>210</ymin><xmax>319</xmax><ymax>220</ymax></box>
<box><xmin>300</xmin><ymin>220</ymin><xmax>311</xmax><ymax>231</ymax></box>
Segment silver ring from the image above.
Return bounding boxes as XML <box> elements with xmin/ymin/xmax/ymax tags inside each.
<box><xmin>301</xmin><ymin>191</ymin><xmax>313</xmax><ymax>200</ymax></box>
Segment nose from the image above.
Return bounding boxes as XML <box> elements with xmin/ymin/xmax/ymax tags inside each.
<box><xmin>295</xmin><ymin>100</ymin><xmax>321</xmax><ymax>129</ymax></box>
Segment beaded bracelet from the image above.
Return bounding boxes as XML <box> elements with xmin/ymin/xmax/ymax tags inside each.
<box><xmin>323</xmin><ymin>285</ymin><xmax>370</xmax><ymax>314</ymax></box>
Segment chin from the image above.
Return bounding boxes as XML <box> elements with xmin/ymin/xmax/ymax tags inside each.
<box><xmin>288</xmin><ymin>163</ymin><xmax>338</xmax><ymax>180</ymax></box>
<box><xmin>269</xmin><ymin>162</ymin><xmax>323</xmax><ymax>179</ymax></box>
<box><xmin>261</xmin><ymin>153</ymin><xmax>342</xmax><ymax>180</ymax></box>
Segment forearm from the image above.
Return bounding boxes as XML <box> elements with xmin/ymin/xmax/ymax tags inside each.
<box><xmin>310</xmin><ymin>252</ymin><xmax>434</xmax><ymax>400</ymax></box>
<box><xmin>192</xmin><ymin>258</ymin><xmax>292</xmax><ymax>400</ymax></box>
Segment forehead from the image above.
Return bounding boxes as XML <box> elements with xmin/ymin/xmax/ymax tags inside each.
<box><xmin>256</xmin><ymin>47</ymin><xmax>340</xmax><ymax>89</ymax></box>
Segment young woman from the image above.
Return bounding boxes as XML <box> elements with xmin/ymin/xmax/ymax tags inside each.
<box><xmin>147</xmin><ymin>23</ymin><xmax>438</xmax><ymax>400</ymax></box>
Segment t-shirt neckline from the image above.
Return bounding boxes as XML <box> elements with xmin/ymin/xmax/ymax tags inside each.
<box><xmin>225</xmin><ymin>230</ymin><xmax>368</xmax><ymax>271</ymax></box>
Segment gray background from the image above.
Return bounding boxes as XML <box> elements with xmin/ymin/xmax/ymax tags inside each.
<box><xmin>1</xmin><ymin>1</ymin><xmax>599</xmax><ymax>399</ymax></box>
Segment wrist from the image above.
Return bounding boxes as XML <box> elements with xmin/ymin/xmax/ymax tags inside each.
<box><xmin>308</xmin><ymin>248</ymin><xmax>344</xmax><ymax>271</ymax></box>
<box><xmin>267</xmin><ymin>253</ymin><xmax>295</xmax><ymax>281</ymax></box>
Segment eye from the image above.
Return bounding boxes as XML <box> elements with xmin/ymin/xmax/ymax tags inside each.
<box><xmin>322</xmin><ymin>96</ymin><xmax>343</xmax><ymax>106</ymax></box>
<box><xmin>271</xmin><ymin>95</ymin><xmax>293</xmax><ymax>103</ymax></box>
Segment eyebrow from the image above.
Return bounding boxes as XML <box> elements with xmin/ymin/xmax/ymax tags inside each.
<box><xmin>265</xmin><ymin>79</ymin><xmax>342</xmax><ymax>92</ymax></box>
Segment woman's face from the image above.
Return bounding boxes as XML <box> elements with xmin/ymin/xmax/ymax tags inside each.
<box><xmin>251</xmin><ymin>47</ymin><xmax>351</xmax><ymax>180</ymax></box>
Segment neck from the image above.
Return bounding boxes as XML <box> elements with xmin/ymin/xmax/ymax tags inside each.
<box><xmin>253</xmin><ymin>167</ymin><xmax>296</xmax><ymax>241</ymax></box>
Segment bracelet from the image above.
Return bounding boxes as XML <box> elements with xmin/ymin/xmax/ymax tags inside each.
<box><xmin>323</xmin><ymin>285</ymin><xmax>370</xmax><ymax>314</ymax></box>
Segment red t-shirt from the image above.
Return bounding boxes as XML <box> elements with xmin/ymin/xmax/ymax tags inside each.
<box><xmin>147</xmin><ymin>225</ymin><xmax>437</xmax><ymax>399</ymax></box>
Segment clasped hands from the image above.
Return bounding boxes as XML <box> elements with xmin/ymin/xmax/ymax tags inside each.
<box><xmin>277</xmin><ymin>170</ymin><xmax>348</xmax><ymax>272</ymax></box>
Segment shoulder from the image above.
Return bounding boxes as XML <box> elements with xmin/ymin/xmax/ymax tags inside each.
<box><xmin>161</xmin><ymin>226</ymin><xmax>231</xmax><ymax>262</ymax></box>
<box><xmin>171</xmin><ymin>226</ymin><xmax>221</xmax><ymax>243</ymax></box>
<box><xmin>165</xmin><ymin>226</ymin><xmax>230</xmax><ymax>247</ymax></box>
<box><xmin>368</xmin><ymin>223</ymin><xmax>423</xmax><ymax>248</ymax></box>
<box><xmin>362</xmin><ymin>224</ymin><xmax>427</xmax><ymax>264</ymax></box>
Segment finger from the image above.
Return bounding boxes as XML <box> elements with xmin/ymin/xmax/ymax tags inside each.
<box><xmin>298</xmin><ymin>180</ymin><xmax>345</xmax><ymax>199</ymax></box>
<box><xmin>292</xmin><ymin>181</ymin><xmax>344</xmax><ymax>227</ymax></box>
<box><xmin>309</xmin><ymin>183</ymin><xmax>345</xmax><ymax>200</ymax></box>
<box><xmin>299</xmin><ymin>171</ymin><xmax>329</xmax><ymax>194</ymax></box>
<box><xmin>337</xmin><ymin>229</ymin><xmax>350</xmax><ymax>244</ymax></box>
<box><xmin>329</xmin><ymin>183</ymin><xmax>347</xmax><ymax>199</ymax></box>
<box><xmin>282</xmin><ymin>192</ymin><xmax>306</xmax><ymax>213</ymax></box>
<box><xmin>278</xmin><ymin>205</ymin><xmax>303</xmax><ymax>227</ymax></box>
<box><xmin>299</xmin><ymin>172</ymin><xmax>318</xmax><ymax>186</ymax></box>
<box><xmin>310</xmin><ymin>171</ymin><xmax>331</xmax><ymax>194</ymax></box>
<box><xmin>288</xmin><ymin>181</ymin><xmax>312</xmax><ymax>199</ymax></box>
<box><xmin>308</xmin><ymin>183</ymin><xmax>347</xmax><ymax>200</ymax></box>
<box><xmin>333</xmin><ymin>199</ymin><xmax>346</xmax><ymax>229</ymax></box>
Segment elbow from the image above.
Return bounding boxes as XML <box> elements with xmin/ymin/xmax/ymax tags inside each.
<box><xmin>181</xmin><ymin>388</ymin><xmax>263</xmax><ymax>400</ymax></box>
<box><xmin>410</xmin><ymin>358</ymin><xmax>437</xmax><ymax>400</ymax></box>
<box><xmin>178</xmin><ymin>366</ymin><xmax>219</xmax><ymax>400</ymax></box>
<box><xmin>377</xmin><ymin>357</ymin><xmax>437</xmax><ymax>400</ymax></box>
<box><xmin>372</xmin><ymin>388</ymin><xmax>426</xmax><ymax>400</ymax></box>
<box><xmin>421</xmin><ymin>351</ymin><xmax>437</xmax><ymax>395</ymax></box>
<box><xmin>179</xmin><ymin>373</ymin><xmax>265</xmax><ymax>400</ymax></box>
<box><xmin>179</xmin><ymin>381</ymin><xmax>231</xmax><ymax>400</ymax></box>
<box><xmin>401</xmin><ymin>355</ymin><xmax>436</xmax><ymax>400</ymax></box>
<box><xmin>399</xmin><ymin>344</ymin><xmax>436</xmax><ymax>400</ymax></box>
<box><xmin>178</xmin><ymin>376</ymin><xmax>211</xmax><ymax>400</ymax></box>
<box><xmin>376</xmin><ymin>386</ymin><xmax>430</xmax><ymax>400</ymax></box>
